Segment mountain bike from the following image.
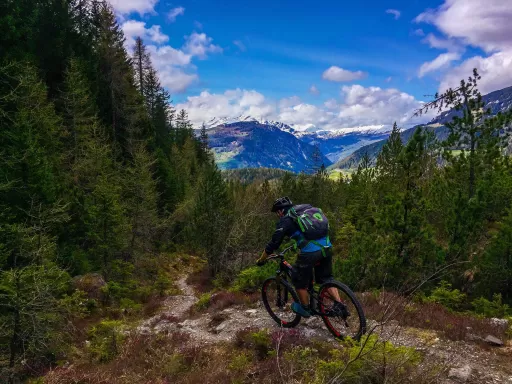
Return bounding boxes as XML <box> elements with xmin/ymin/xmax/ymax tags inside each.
<box><xmin>260</xmin><ymin>245</ymin><xmax>366</xmax><ymax>340</ymax></box>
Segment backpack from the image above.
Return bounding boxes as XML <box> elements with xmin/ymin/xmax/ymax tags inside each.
<box><xmin>287</xmin><ymin>204</ymin><xmax>329</xmax><ymax>241</ymax></box>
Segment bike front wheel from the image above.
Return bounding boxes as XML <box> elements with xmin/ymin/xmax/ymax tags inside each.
<box><xmin>261</xmin><ymin>277</ymin><xmax>301</xmax><ymax>328</ymax></box>
<box><xmin>318</xmin><ymin>281</ymin><xmax>366</xmax><ymax>340</ymax></box>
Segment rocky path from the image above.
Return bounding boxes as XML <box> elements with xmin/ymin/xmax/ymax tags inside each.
<box><xmin>137</xmin><ymin>276</ymin><xmax>512</xmax><ymax>384</ymax></box>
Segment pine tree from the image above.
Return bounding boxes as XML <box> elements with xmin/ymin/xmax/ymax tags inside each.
<box><xmin>132</xmin><ymin>37</ymin><xmax>151</xmax><ymax>98</ymax></box>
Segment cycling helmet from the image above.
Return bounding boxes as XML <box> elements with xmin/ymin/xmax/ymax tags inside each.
<box><xmin>271</xmin><ymin>197</ymin><xmax>293</xmax><ymax>212</ymax></box>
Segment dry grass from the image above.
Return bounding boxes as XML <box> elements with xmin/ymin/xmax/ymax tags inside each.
<box><xmin>361</xmin><ymin>291</ymin><xmax>509</xmax><ymax>341</ymax></box>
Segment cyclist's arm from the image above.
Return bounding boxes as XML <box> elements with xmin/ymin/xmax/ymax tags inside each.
<box><xmin>264</xmin><ymin>217</ymin><xmax>295</xmax><ymax>254</ymax></box>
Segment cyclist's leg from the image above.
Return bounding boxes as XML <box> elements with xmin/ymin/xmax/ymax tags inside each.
<box><xmin>292</xmin><ymin>253</ymin><xmax>318</xmax><ymax>305</ymax></box>
<box><xmin>315</xmin><ymin>249</ymin><xmax>342</xmax><ymax>302</ymax></box>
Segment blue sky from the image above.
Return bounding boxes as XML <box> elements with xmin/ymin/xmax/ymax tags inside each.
<box><xmin>112</xmin><ymin>0</ymin><xmax>512</xmax><ymax>130</ymax></box>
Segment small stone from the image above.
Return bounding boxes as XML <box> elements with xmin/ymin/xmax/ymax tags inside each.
<box><xmin>245</xmin><ymin>309</ymin><xmax>258</xmax><ymax>316</ymax></box>
<box><xmin>448</xmin><ymin>365</ymin><xmax>472</xmax><ymax>382</ymax></box>
<box><xmin>484</xmin><ymin>335</ymin><xmax>504</xmax><ymax>346</ymax></box>
<box><xmin>215</xmin><ymin>322</ymin><xmax>228</xmax><ymax>333</ymax></box>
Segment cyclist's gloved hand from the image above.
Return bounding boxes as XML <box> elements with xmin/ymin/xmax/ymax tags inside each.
<box><xmin>256</xmin><ymin>250</ymin><xmax>269</xmax><ymax>266</ymax></box>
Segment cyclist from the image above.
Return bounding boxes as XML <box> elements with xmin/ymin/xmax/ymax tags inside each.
<box><xmin>257</xmin><ymin>197</ymin><xmax>349</xmax><ymax>318</ymax></box>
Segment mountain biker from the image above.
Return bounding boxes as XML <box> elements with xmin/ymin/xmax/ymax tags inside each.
<box><xmin>256</xmin><ymin>197</ymin><xmax>349</xmax><ymax>318</ymax></box>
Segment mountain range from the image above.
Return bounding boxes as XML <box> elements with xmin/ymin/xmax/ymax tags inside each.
<box><xmin>332</xmin><ymin>85</ymin><xmax>512</xmax><ymax>169</ymax></box>
<box><xmin>203</xmin><ymin>86</ymin><xmax>512</xmax><ymax>173</ymax></box>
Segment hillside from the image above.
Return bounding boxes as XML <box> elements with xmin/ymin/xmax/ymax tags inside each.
<box><xmin>207</xmin><ymin>121</ymin><xmax>332</xmax><ymax>172</ymax></box>
<box><xmin>332</xmin><ymin>85</ymin><xmax>512</xmax><ymax>170</ymax></box>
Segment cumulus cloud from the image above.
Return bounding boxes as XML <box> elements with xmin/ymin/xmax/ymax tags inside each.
<box><xmin>418</xmin><ymin>52</ymin><xmax>461</xmax><ymax>78</ymax></box>
<box><xmin>309</xmin><ymin>85</ymin><xmax>320</xmax><ymax>95</ymax></box>
<box><xmin>122</xmin><ymin>20</ymin><xmax>169</xmax><ymax>47</ymax></box>
<box><xmin>177</xmin><ymin>85</ymin><xmax>434</xmax><ymax>131</ymax></box>
<box><xmin>439</xmin><ymin>50</ymin><xmax>512</xmax><ymax>95</ymax></box>
<box><xmin>108</xmin><ymin>0</ymin><xmax>159</xmax><ymax>16</ymax></box>
<box><xmin>416</xmin><ymin>0</ymin><xmax>512</xmax><ymax>94</ymax></box>
<box><xmin>322</xmin><ymin>66</ymin><xmax>367</xmax><ymax>82</ymax></box>
<box><xmin>415</xmin><ymin>0</ymin><xmax>512</xmax><ymax>53</ymax></box>
<box><xmin>122</xmin><ymin>19</ymin><xmax>222</xmax><ymax>93</ymax></box>
<box><xmin>168</xmin><ymin>6</ymin><xmax>185</xmax><ymax>22</ymax></box>
<box><xmin>183</xmin><ymin>32</ymin><xmax>223</xmax><ymax>59</ymax></box>
<box><xmin>386</xmin><ymin>9</ymin><xmax>401</xmax><ymax>20</ymax></box>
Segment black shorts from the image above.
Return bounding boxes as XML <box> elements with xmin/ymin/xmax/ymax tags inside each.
<box><xmin>292</xmin><ymin>248</ymin><xmax>333</xmax><ymax>289</ymax></box>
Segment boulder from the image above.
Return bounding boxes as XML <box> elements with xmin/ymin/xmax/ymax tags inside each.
<box><xmin>448</xmin><ymin>365</ymin><xmax>472</xmax><ymax>382</ymax></box>
<box><xmin>484</xmin><ymin>335</ymin><xmax>504</xmax><ymax>346</ymax></box>
<box><xmin>72</xmin><ymin>273</ymin><xmax>106</xmax><ymax>300</ymax></box>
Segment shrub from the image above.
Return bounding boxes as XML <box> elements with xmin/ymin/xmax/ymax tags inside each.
<box><xmin>472</xmin><ymin>293</ymin><xmax>511</xmax><ymax>318</ymax></box>
<box><xmin>86</xmin><ymin>320</ymin><xmax>125</xmax><ymax>362</ymax></box>
<box><xmin>425</xmin><ymin>281</ymin><xmax>466</xmax><ymax>310</ymax></box>
<box><xmin>195</xmin><ymin>292</ymin><xmax>212</xmax><ymax>310</ymax></box>
<box><xmin>232</xmin><ymin>263</ymin><xmax>275</xmax><ymax>292</ymax></box>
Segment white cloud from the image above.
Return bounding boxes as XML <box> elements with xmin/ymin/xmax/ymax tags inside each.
<box><xmin>122</xmin><ymin>20</ymin><xmax>222</xmax><ymax>93</ymax></box>
<box><xmin>415</xmin><ymin>0</ymin><xmax>512</xmax><ymax>53</ymax></box>
<box><xmin>177</xmin><ymin>85</ymin><xmax>434</xmax><ymax>131</ymax></box>
<box><xmin>233</xmin><ymin>40</ymin><xmax>247</xmax><ymax>52</ymax></box>
<box><xmin>183</xmin><ymin>32</ymin><xmax>223</xmax><ymax>59</ymax></box>
<box><xmin>418</xmin><ymin>52</ymin><xmax>461</xmax><ymax>78</ymax></box>
<box><xmin>108</xmin><ymin>0</ymin><xmax>158</xmax><ymax>16</ymax></box>
<box><xmin>421</xmin><ymin>33</ymin><xmax>462</xmax><ymax>52</ymax></box>
<box><xmin>159</xmin><ymin>68</ymin><xmax>198</xmax><ymax>93</ymax></box>
<box><xmin>322</xmin><ymin>66</ymin><xmax>367</xmax><ymax>82</ymax></box>
<box><xmin>416</xmin><ymin>0</ymin><xmax>512</xmax><ymax>95</ymax></box>
<box><xmin>338</xmin><ymin>85</ymin><xmax>433</xmax><ymax>127</ymax></box>
<box><xmin>122</xmin><ymin>20</ymin><xmax>169</xmax><ymax>48</ymax></box>
<box><xmin>146</xmin><ymin>45</ymin><xmax>191</xmax><ymax>67</ymax></box>
<box><xmin>414</xmin><ymin>29</ymin><xmax>425</xmax><ymax>37</ymax></box>
<box><xmin>194</xmin><ymin>21</ymin><xmax>203</xmax><ymax>30</ymax></box>
<box><xmin>309</xmin><ymin>85</ymin><xmax>320</xmax><ymax>95</ymax></box>
<box><xmin>439</xmin><ymin>50</ymin><xmax>512</xmax><ymax>95</ymax></box>
<box><xmin>385</xmin><ymin>77</ymin><xmax>393</xmax><ymax>83</ymax></box>
<box><xmin>386</xmin><ymin>9</ymin><xmax>401</xmax><ymax>20</ymax></box>
<box><xmin>168</xmin><ymin>6</ymin><xmax>185</xmax><ymax>22</ymax></box>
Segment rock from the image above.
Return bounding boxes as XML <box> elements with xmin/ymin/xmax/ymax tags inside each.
<box><xmin>72</xmin><ymin>273</ymin><xmax>106</xmax><ymax>300</ymax></box>
<box><xmin>448</xmin><ymin>365</ymin><xmax>472</xmax><ymax>382</ymax></box>
<box><xmin>215</xmin><ymin>321</ymin><xmax>229</xmax><ymax>333</ymax></box>
<box><xmin>484</xmin><ymin>335</ymin><xmax>504</xmax><ymax>346</ymax></box>
<box><xmin>490</xmin><ymin>318</ymin><xmax>509</xmax><ymax>327</ymax></box>
<box><xmin>305</xmin><ymin>317</ymin><xmax>322</xmax><ymax>329</ymax></box>
<box><xmin>245</xmin><ymin>309</ymin><xmax>258</xmax><ymax>317</ymax></box>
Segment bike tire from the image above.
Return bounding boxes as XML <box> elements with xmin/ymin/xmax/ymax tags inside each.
<box><xmin>261</xmin><ymin>277</ymin><xmax>301</xmax><ymax>328</ymax></box>
<box><xmin>318</xmin><ymin>281</ymin><xmax>366</xmax><ymax>340</ymax></box>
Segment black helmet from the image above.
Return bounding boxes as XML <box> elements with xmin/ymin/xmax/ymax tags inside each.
<box><xmin>271</xmin><ymin>197</ymin><xmax>293</xmax><ymax>212</ymax></box>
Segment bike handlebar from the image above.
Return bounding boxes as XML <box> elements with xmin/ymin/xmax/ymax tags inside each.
<box><xmin>266</xmin><ymin>245</ymin><xmax>294</xmax><ymax>261</ymax></box>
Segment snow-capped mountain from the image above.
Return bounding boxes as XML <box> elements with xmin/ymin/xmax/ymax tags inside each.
<box><xmin>332</xmin><ymin>85</ymin><xmax>512</xmax><ymax>170</ymax></box>
<box><xmin>206</xmin><ymin>121</ymin><xmax>331</xmax><ymax>173</ymax></box>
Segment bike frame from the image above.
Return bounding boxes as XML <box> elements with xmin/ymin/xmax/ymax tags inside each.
<box><xmin>268</xmin><ymin>246</ymin><xmax>335</xmax><ymax>317</ymax></box>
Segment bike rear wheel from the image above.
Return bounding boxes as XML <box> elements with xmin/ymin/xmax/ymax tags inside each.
<box><xmin>318</xmin><ymin>281</ymin><xmax>366</xmax><ymax>340</ymax></box>
<box><xmin>261</xmin><ymin>277</ymin><xmax>301</xmax><ymax>328</ymax></box>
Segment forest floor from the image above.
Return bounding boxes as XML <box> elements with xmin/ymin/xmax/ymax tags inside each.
<box><xmin>133</xmin><ymin>273</ymin><xmax>512</xmax><ymax>384</ymax></box>
<box><xmin>43</xmin><ymin>259</ymin><xmax>512</xmax><ymax>384</ymax></box>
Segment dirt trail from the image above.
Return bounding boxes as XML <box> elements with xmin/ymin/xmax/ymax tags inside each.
<box><xmin>137</xmin><ymin>276</ymin><xmax>512</xmax><ymax>384</ymax></box>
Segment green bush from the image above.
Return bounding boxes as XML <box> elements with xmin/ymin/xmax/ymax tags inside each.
<box><xmin>232</xmin><ymin>263</ymin><xmax>275</xmax><ymax>292</ymax></box>
<box><xmin>314</xmin><ymin>335</ymin><xmax>422</xmax><ymax>384</ymax></box>
<box><xmin>425</xmin><ymin>281</ymin><xmax>466</xmax><ymax>310</ymax></box>
<box><xmin>472</xmin><ymin>294</ymin><xmax>510</xmax><ymax>318</ymax></box>
<box><xmin>87</xmin><ymin>320</ymin><xmax>125</xmax><ymax>362</ymax></box>
<box><xmin>195</xmin><ymin>292</ymin><xmax>212</xmax><ymax>310</ymax></box>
